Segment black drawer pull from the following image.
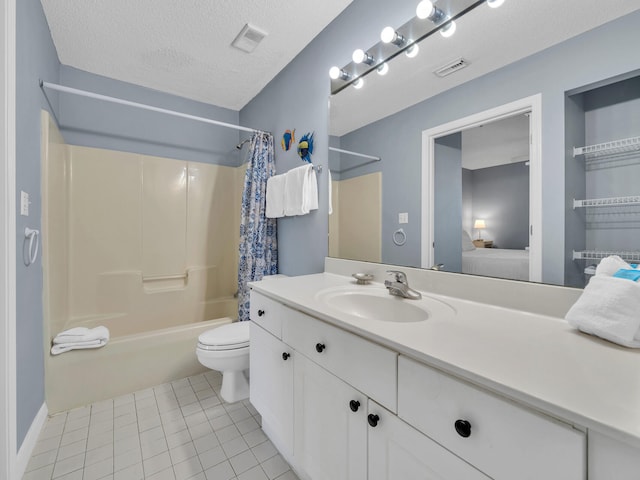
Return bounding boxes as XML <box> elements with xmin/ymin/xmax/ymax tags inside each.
<box><xmin>454</xmin><ymin>419</ymin><xmax>472</xmax><ymax>438</ymax></box>
<box><xmin>368</xmin><ymin>414</ymin><xmax>380</xmax><ymax>427</ymax></box>
<box><xmin>315</xmin><ymin>343</ymin><xmax>326</xmax><ymax>353</ymax></box>
<box><xmin>257</xmin><ymin>309</ymin><xmax>265</xmax><ymax>317</ymax></box>
<box><xmin>349</xmin><ymin>400</ymin><xmax>360</xmax><ymax>412</ymax></box>
<box><xmin>282</xmin><ymin>352</ymin><xmax>290</xmax><ymax>361</ymax></box>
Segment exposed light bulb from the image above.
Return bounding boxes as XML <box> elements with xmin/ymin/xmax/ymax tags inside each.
<box><xmin>377</xmin><ymin>63</ymin><xmax>389</xmax><ymax>76</ymax></box>
<box><xmin>416</xmin><ymin>0</ymin><xmax>435</xmax><ymax>19</ymax></box>
<box><xmin>440</xmin><ymin>20</ymin><xmax>456</xmax><ymax>38</ymax></box>
<box><xmin>329</xmin><ymin>66</ymin><xmax>350</xmax><ymax>81</ymax></box>
<box><xmin>352</xmin><ymin>49</ymin><xmax>374</xmax><ymax>65</ymax></box>
<box><xmin>353</xmin><ymin>78</ymin><xmax>364</xmax><ymax>89</ymax></box>
<box><xmin>380</xmin><ymin>26</ymin><xmax>396</xmax><ymax>44</ymax></box>
<box><xmin>487</xmin><ymin>0</ymin><xmax>505</xmax><ymax>8</ymax></box>
<box><xmin>405</xmin><ymin>43</ymin><xmax>419</xmax><ymax>58</ymax></box>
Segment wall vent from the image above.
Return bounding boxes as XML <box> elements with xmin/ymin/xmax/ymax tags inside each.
<box><xmin>232</xmin><ymin>24</ymin><xmax>268</xmax><ymax>53</ymax></box>
<box><xmin>434</xmin><ymin>58</ymin><xmax>469</xmax><ymax>77</ymax></box>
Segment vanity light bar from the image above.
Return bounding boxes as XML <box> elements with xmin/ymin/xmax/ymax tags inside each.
<box><xmin>329</xmin><ymin>0</ymin><xmax>487</xmax><ymax>94</ymax></box>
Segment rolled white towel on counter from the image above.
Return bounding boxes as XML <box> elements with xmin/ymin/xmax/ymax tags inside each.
<box><xmin>51</xmin><ymin>339</ymin><xmax>108</xmax><ymax>356</ymax></box>
<box><xmin>565</xmin><ymin>275</ymin><xmax>640</xmax><ymax>348</ymax></box>
<box><xmin>53</xmin><ymin>326</ymin><xmax>110</xmax><ymax>344</ymax></box>
<box><xmin>595</xmin><ymin>255</ymin><xmax>631</xmax><ymax>277</ymax></box>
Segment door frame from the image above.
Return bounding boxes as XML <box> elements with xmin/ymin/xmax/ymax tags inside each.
<box><xmin>1</xmin><ymin>0</ymin><xmax>17</xmax><ymax>477</ymax></box>
<box><xmin>421</xmin><ymin>94</ymin><xmax>542</xmax><ymax>283</ymax></box>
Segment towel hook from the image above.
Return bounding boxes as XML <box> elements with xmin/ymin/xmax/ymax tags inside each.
<box><xmin>24</xmin><ymin>227</ymin><xmax>40</xmax><ymax>266</ymax></box>
<box><xmin>392</xmin><ymin>228</ymin><xmax>407</xmax><ymax>246</ymax></box>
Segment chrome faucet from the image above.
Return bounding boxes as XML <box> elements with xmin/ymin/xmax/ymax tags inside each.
<box><xmin>384</xmin><ymin>270</ymin><xmax>422</xmax><ymax>300</ymax></box>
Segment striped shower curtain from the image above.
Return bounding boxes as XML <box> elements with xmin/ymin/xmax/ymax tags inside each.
<box><xmin>237</xmin><ymin>132</ymin><xmax>278</xmax><ymax>321</ymax></box>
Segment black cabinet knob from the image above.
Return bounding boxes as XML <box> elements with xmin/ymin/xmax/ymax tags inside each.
<box><xmin>282</xmin><ymin>352</ymin><xmax>290</xmax><ymax>361</ymax></box>
<box><xmin>454</xmin><ymin>419</ymin><xmax>472</xmax><ymax>438</ymax></box>
<box><xmin>315</xmin><ymin>343</ymin><xmax>326</xmax><ymax>353</ymax></box>
<box><xmin>257</xmin><ymin>309</ymin><xmax>265</xmax><ymax>317</ymax></box>
<box><xmin>349</xmin><ymin>400</ymin><xmax>360</xmax><ymax>412</ymax></box>
<box><xmin>368</xmin><ymin>414</ymin><xmax>380</xmax><ymax>427</ymax></box>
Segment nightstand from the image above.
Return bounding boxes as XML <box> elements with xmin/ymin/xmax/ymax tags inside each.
<box><xmin>472</xmin><ymin>239</ymin><xmax>493</xmax><ymax>248</ymax></box>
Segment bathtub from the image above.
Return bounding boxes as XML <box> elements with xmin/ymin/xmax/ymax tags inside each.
<box><xmin>44</xmin><ymin>299</ymin><xmax>236</xmax><ymax>414</ymax></box>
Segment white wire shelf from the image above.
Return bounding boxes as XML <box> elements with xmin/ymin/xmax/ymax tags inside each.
<box><xmin>573</xmin><ymin>136</ymin><xmax>640</xmax><ymax>158</ymax></box>
<box><xmin>573</xmin><ymin>195</ymin><xmax>640</xmax><ymax>209</ymax></box>
<box><xmin>573</xmin><ymin>250</ymin><xmax>640</xmax><ymax>262</ymax></box>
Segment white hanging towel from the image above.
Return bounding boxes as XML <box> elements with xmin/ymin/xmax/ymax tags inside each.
<box><xmin>266</xmin><ymin>173</ymin><xmax>286</xmax><ymax>218</ymax></box>
<box><xmin>284</xmin><ymin>164</ymin><xmax>318</xmax><ymax>216</ymax></box>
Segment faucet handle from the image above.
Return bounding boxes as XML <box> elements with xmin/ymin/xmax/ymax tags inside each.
<box><xmin>386</xmin><ymin>270</ymin><xmax>407</xmax><ymax>283</ymax></box>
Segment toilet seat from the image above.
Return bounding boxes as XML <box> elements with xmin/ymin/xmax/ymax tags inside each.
<box><xmin>197</xmin><ymin>321</ymin><xmax>250</xmax><ymax>351</ymax></box>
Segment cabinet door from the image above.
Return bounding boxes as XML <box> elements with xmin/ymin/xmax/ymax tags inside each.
<box><xmin>368</xmin><ymin>401</ymin><xmax>490</xmax><ymax>480</ymax></box>
<box><xmin>249</xmin><ymin>322</ymin><xmax>294</xmax><ymax>460</ymax></box>
<box><xmin>294</xmin><ymin>355</ymin><xmax>367</xmax><ymax>480</ymax></box>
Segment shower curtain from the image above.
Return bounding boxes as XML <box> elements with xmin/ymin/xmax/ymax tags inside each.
<box><xmin>237</xmin><ymin>132</ymin><xmax>278</xmax><ymax>321</ymax></box>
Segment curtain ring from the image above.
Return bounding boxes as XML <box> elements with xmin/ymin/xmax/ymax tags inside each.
<box><xmin>392</xmin><ymin>228</ymin><xmax>406</xmax><ymax>246</ymax></box>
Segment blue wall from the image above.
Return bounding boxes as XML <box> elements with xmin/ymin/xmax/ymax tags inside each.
<box><xmin>16</xmin><ymin>0</ymin><xmax>60</xmax><ymax>449</ymax></box>
<box><xmin>239</xmin><ymin>0</ymin><xmax>420</xmax><ymax>276</ymax></box>
<box><xmin>471</xmin><ymin>162</ymin><xmax>530</xmax><ymax>250</ymax></box>
<box><xmin>57</xmin><ymin>67</ymin><xmax>242</xmax><ymax>166</ymax></box>
<box><xmin>335</xmin><ymin>9</ymin><xmax>640</xmax><ymax>285</ymax></box>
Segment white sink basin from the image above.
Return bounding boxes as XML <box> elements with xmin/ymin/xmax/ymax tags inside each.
<box><xmin>315</xmin><ymin>285</ymin><xmax>455</xmax><ymax>323</ymax></box>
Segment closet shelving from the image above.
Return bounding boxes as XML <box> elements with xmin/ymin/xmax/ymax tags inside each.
<box><xmin>572</xmin><ymin>135</ymin><xmax>640</xmax><ymax>158</ymax></box>
<box><xmin>573</xmin><ymin>195</ymin><xmax>640</xmax><ymax>209</ymax></box>
<box><xmin>572</xmin><ymin>250</ymin><xmax>640</xmax><ymax>262</ymax></box>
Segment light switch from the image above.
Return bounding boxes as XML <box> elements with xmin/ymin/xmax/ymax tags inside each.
<box><xmin>399</xmin><ymin>212</ymin><xmax>408</xmax><ymax>224</ymax></box>
<box><xmin>20</xmin><ymin>191</ymin><xmax>30</xmax><ymax>216</ymax></box>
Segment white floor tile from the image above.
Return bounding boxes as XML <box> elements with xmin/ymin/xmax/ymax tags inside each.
<box><xmin>84</xmin><ymin>444</ymin><xmax>113</xmax><ymax>466</ymax></box>
<box><xmin>143</xmin><ymin>451</ymin><xmax>172</xmax><ymax>476</ymax></box>
<box><xmin>260</xmin><ymin>455</ymin><xmax>289</xmax><ymax>480</ymax></box>
<box><xmin>236</xmin><ymin>465</ymin><xmax>268</xmax><ymax>480</ymax></box>
<box><xmin>166</xmin><ymin>429</ymin><xmax>192</xmax><ymax>449</ymax></box>
<box><xmin>251</xmin><ymin>441</ymin><xmax>277</xmax><ymax>463</ymax></box>
<box><xmin>113</xmin><ymin>462</ymin><xmax>144</xmax><ymax>480</ymax></box>
<box><xmin>214</xmin><ymin>424</ymin><xmax>240</xmax><ymax>444</ymax></box>
<box><xmin>51</xmin><ymin>452</ymin><xmax>84</xmax><ymax>478</ymax></box>
<box><xmin>146</xmin><ymin>468</ymin><xmax>176</xmax><ymax>480</ymax></box>
<box><xmin>198</xmin><ymin>445</ymin><xmax>227</xmax><ymax>471</ymax></box>
<box><xmin>242</xmin><ymin>430</ymin><xmax>267</xmax><ymax>449</ymax></box>
<box><xmin>169</xmin><ymin>441</ymin><xmax>198</xmax><ymax>465</ymax></box>
<box><xmin>173</xmin><ymin>456</ymin><xmax>203</xmax><ymax>480</ymax></box>
<box><xmin>22</xmin><ymin>463</ymin><xmax>55</xmax><ymax>480</ymax></box>
<box><xmin>114</xmin><ymin>450</ymin><xmax>143</xmax><ymax>472</ymax></box>
<box><xmin>221</xmin><ymin>437</ymin><xmax>249</xmax><ymax>458</ymax></box>
<box><xmin>203</xmin><ymin>460</ymin><xmax>235</xmax><ymax>480</ymax></box>
<box><xmin>57</xmin><ymin>438</ymin><xmax>87</xmax><ymax>461</ymax></box>
<box><xmin>83</xmin><ymin>457</ymin><xmax>114</xmax><ymax>480</ymax></box>
<box><xmin>229</xmin><ymin>450</ymin><xmax>258</xmax><ymax>476</ymax></box>
<box><xmin>193</xmin><ymin>433</ymin><xmax>219</xmax><ymax>456</ymax></box>
<box><xmin>33</xmin><ymin>435</ymin><xmax>62</xmax><ymax>455</ymax></box>
<box><xmin>25</xmin><ymin>448</ymin><xmax>58</xmax><ymax>472</ymax></box>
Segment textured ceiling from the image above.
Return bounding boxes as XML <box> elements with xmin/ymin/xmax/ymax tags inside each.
<box><xmin>40</xmin><ymin>0</ymin><xmax>353</xmax><ymax>110</ymax></box>
<box><xmin>330</xmin><ymin>0</ymin><xmax>640</xmax><ymax>136</ymax></box>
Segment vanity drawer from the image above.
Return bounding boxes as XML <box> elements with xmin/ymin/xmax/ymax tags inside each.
<box><xmin>250</xmin><ymin>291</ymin><xmax>287</xmax><ymax>338</ymax></box>
<box><xmin>283</xmin><ymin>311</ymin><xmax>397</xmax><ymax>412</ymax></box>
<box><xmin>398</xmin><ymin>356</ymin><xmax>586</xmax><ymax>480</ymax></box>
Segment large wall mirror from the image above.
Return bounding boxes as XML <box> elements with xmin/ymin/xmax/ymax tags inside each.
<box><xmin>328</xmin><ymin>0</ymin><xmax>640</xmax><ymax>287</ymax></box>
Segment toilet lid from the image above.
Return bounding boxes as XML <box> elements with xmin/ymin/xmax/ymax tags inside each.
<box><xmin>198</xmin><ymin>321</ymin><xmax>250</xmax><ymax>349</ymax></box>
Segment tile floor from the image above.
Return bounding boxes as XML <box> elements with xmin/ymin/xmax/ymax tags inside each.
<box><xmin>23</xmin><ymin>371</ymin><xmax>299</xmax><ymax>480</ymax></box>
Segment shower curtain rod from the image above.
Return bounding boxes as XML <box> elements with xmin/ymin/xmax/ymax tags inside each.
<box><xmin>329</xmin><ymin>147</ymin><xmax>381</xmax><ymax>161</ymax></box>
<box><xmin>40</xmin><ymin>80</ymin><xmax>268</xmax><ymax>135</ymax></box>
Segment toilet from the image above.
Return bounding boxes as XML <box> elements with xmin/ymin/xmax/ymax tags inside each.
<box><xmin>196</xmin><ymin>321</ymin><xmax>250</xmax><ymax>403</ymax></box>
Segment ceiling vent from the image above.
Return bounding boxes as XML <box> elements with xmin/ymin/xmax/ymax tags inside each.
<box><xmin>434</xmin><ymin>58</ymin><xmax>469</xmax><ymax>77</ymax></box>
<box><xmin>232</xmin><ymin>24</ymin><xmax>268</xmax><ymax>53</ymax></box>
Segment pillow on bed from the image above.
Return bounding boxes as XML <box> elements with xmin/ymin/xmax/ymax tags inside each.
<box><xmin>462</xmin><ymin>230</ymin><xmax>476</xmax><ymax>251</ymax></box>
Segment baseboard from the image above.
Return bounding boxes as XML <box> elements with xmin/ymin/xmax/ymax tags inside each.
<box><xmin>16</xmin><ymin>402</ymin><xmax>48</xmax><ymax>479</ymax></box>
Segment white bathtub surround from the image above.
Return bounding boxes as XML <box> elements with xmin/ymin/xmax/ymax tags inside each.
<box><xmin>249</xmin><ymin>258</ymin><xmax>640</xmax><ymax>478</ymax></box>
<box><xmin>23</xmin><ymin>372</ymin><xmax>299</xmax><ymax>480</ymax></box>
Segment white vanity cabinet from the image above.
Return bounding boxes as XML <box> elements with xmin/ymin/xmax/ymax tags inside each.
<box><xmin>249</xmin><ymin>292</ymin><xmax>294</xmax><ymax>459</ymax></box>
<box><xmin>398</xmin><ymin>356</ymin><xmax>586</xmax><ymax>480</ymax></box>
<box><xmin>367</xmin><ymin>401</ymin><xmax>490</xmax><ymax>480</ymax></box>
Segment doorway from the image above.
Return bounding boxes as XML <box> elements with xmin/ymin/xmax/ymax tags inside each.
<box><xmin>421</xmin><ymin>95</ymin><xmax>542</xmax><ymax>282</ymax></box>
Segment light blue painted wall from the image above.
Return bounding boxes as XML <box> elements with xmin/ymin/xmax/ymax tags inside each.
<box><xmin>434</xmin><ymin>136</ymin><xmax>462</xmax><ymax>272</ymax></box>
<box><xmin>58</xmin><ymin>66</ymin><xmax>242</xmax><ymax>166</ymax></box>
<box><xmin>336</xmin><ymin>9</ymin><xmax>640</xmax><ymax>284</ymax></box>
<box><xmin>471</xmin><ymin>162</ymin><xmax>530</xmax><ymax>250</ymax></box>
<box><xmin>15</xmin><ymin>0</ymin><xmax>60</xmax><ymax>449</ymax></box>
<box><xmin>239</xmin><ymin>0</ymin><xmax>421</xmax><ymax>275</ymax></box>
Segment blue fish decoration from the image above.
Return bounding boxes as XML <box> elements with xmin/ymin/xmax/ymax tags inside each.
<box><xmin>281</xmin><ymin>129</ymin><xmax>295</xmax><ymax>151</ymax></box>
<box><xmin>297</xmin><ymin>132</ymin><xmax>314</xmax><ymax>163</ymax></box>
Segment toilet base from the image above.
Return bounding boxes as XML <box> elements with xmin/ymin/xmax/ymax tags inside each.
<box><xmin>220</xmin><ymin>369</ymin><xmax>249</xmax><ymax>403</ymax></box>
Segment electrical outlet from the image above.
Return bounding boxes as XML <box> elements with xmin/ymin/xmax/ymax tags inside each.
<box><xmin>399</xmin><ymin>212</ymin><xmax>408</xmax><ymax>224</ymax></box>
<box><xmin>20</xmin><ymin>191</ymin><xmax>29</xmax><ymax>216</ymax></box>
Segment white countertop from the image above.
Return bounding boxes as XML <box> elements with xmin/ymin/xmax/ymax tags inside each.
<box><xmin>251</xmin><ymin>272</ymin><xmax>640</xmax><ymax>447</ymax></box>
